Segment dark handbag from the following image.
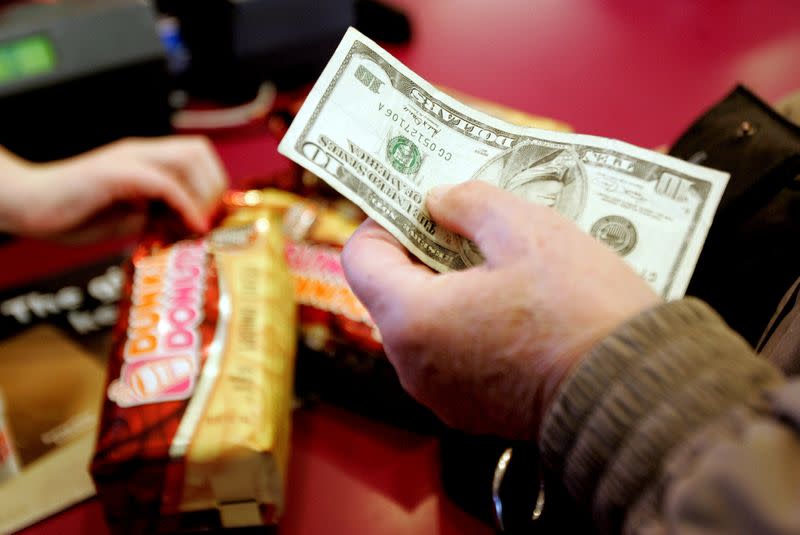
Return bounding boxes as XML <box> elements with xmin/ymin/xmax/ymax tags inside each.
<box><xmin>671</xmin><ymin>85</ymin><xmax>800</xmax><ymax>345</ymax></box>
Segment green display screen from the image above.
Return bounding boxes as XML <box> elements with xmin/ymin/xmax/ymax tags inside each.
<box><xmin>0</xmin><ymin>35</ymin><xmax>56</xmax><ymax>84</ymax></box>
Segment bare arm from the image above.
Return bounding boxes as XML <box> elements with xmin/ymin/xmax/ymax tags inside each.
<box><xmin>0</xmin><ymin>137</ymin><xmax>227</xmax><ymax>239</ymax></box>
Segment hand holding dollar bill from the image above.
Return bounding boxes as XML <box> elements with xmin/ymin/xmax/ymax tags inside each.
<box><xmin>278</xmin><ymin>28</ymin><xmax>729</xmax><ymax>300</ymax></box>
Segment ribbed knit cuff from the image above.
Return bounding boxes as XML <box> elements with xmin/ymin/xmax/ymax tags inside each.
<box><xmin>538</xmin><ymin>298</ymin><xmax>783</xmax><ymax>534</ymax></box>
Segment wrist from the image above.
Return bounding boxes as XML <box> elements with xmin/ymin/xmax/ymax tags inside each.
<box><xmin>534</xmin><ymin>349</ymin><xmax>583</xmax><ymax>442</ymax></box>
<box><xmin>535</xmin><ymin>297</ymin><xmax>661</xmax><ymax>440</ymax></box>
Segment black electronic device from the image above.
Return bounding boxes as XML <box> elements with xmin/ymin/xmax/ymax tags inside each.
<box><xmin>157</xmin><ymin>0</ymin><xmax>356</xmax><ymax>101</ymax></box>
<box><xmin>0</xmin><ymin>0</ymin><xmax>171</xmax><ymax>162</ymax></box>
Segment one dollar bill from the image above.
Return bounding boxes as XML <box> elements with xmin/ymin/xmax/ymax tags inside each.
<box><xmin>278</xmin><ymin>28</ymin><xmax>729</xmax><ymax>300</ymax></box>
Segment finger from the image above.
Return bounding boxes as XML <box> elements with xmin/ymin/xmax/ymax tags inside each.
<box><xmin>341</xmin><ymin>219</ymin><xmax>435</xmax><ymax>322</ymax></box>
<box><xmin>106</xmin><ymin>161</ymin><xmax>207</xmax><ymax>232</ymax></box>
<box><xmin>126</xmin><ymin>137</ymin><xmax>228</xmax><ymax>213</ymax></box>
<box><xmin>177</xmin><ymin>137</ymin><xmax>228</xmax><ymax>209</ymax></box>
<box><xmin>147</xmin><ymin>137</ymin><xmax>226</xmax><ymax>209</ymax></box>
<box><xmin>426</xmin><ymin>180</ymin><xmax>544</xmax><ymax>264</ymax></box>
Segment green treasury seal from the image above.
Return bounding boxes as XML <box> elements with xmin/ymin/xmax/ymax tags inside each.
<box><xmin>387</xmin><ymin>136</ymin><xmax>422</xmax><ymax>175</ymax></box>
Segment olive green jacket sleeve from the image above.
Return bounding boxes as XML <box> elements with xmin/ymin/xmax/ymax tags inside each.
<box><xmin>539</xmin><ymin>298</ymin><xmax>800</xmax><ymax>535</ymax></box>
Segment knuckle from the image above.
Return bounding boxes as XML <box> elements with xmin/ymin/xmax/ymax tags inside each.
<box><xmin>111</xmin><ymin>137</ymin><xmax>138</xmax><ymax>154</ymax></box>
<box><xmin>388</xmin><ymin>344</ymin><xmax>431</xmax><ymax>397</ymax></box>
<box><xmin>17</xmin><ymin>205</ymin><xmax>42</xmax><ymax>234</ymax></box>
<box><xmin>185</xmin><ymin>145</ymin><xmax>207</xmax><ymax>161</ymax></box>
<box><xmin>189</xmin><ymin>134</ymin><xmax>210</xmax><ymax>145</ymax></box>
<box><xmin>381</xmin><ymin>308</ymin><xmax>431</xmax><ymax>360</ymax></box>
<box><xmin>171</xmin><ymin>137</ymin><xmax>204</xmax><ymax>159</ymax></box>
<box><xmin>114</xmin><ymin>137</ymin><xmax>136</xmax><ymax>146</ymax></box>
<box><xmin>189</xmin><ymin>135</ymin><xmax>214</xmax><ymax>154</ymax></box>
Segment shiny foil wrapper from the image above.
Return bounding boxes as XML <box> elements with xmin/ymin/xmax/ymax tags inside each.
<box><xmin>225</xmin><ymin>189</ymin><xmax>437</xmax><ymax>430</ymax></box>
<box><xmin>224</xmin><ymin>189</ymin><xmax>381</xmax><ymax>356</ymax></box>
<box><xmin>91</xmin><ymin>208</ymin><xmax>296</xmax><ymax>534</ymax></box>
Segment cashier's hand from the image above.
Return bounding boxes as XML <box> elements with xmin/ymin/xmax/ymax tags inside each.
<box><xmin>341</xmin><ymin>181</ymin><xmax>660</xmax><ymax>440</ymax></box>
<box><xmin>0</xmin><ymin>137</ymin><xmax>227</xmax><ymax>241</ymax></box>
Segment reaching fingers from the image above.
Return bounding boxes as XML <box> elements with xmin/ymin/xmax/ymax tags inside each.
<box><xmin>107</xmin><ymin>159</ymin><xmax>208</xmax><ymax>232</ymax></box>
<box><xmin>123</xmin><ymin>137</ymin><xmax>228</xmax><ymax>216</ymax></box>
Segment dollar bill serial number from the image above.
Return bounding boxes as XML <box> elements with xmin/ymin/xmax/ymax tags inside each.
<box><xmin>378</xmin><ymin>102</ymin><xmax>453</xmax><ymax>161</ymax></box>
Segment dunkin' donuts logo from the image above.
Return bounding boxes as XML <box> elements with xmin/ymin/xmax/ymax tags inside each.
<box><xmin>108</xmin><ymin>240</ymin><xmax>207</xmax><ymax>407</ymax></box>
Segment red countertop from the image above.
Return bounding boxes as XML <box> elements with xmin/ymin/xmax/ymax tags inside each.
<box><xmin>11</xmin><ymin>1</ymin><xmax>800</xmax><ymax>534</ymax></box>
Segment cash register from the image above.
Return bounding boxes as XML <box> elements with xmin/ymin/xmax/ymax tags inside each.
<box><xmin>0</xmin><ymin>0</ymin><xmax>171</xmax><ymax>162</ymax></box>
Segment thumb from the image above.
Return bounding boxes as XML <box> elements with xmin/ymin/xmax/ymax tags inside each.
<box><xmin>426</xmin><ymin>180</ymin><xmax>542</xmax><ymax>264</ymax></box>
